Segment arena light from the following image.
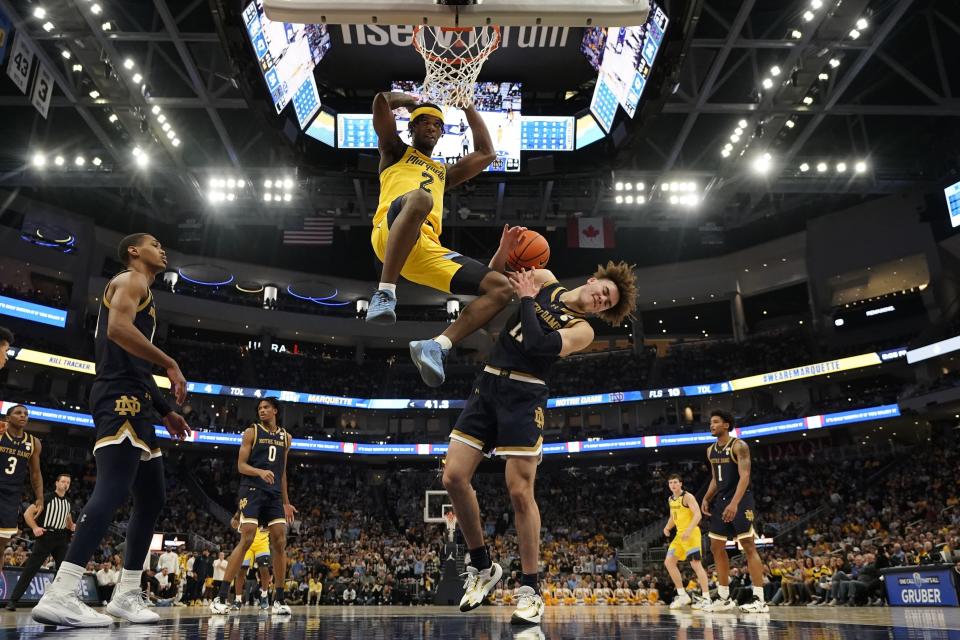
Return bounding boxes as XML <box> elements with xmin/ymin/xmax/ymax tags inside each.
<box><xmin>132</xmin><ymin>73</ymin><xmax>143</xmax><ymax>84</ymax></box>
<box><xmin>752</xmin><ymin>152</ymin><xmax>772</xmax><ymax>175</ymax></box>
<box><xmin>124</xmin><ymin>59</ymin><xmax>135</xmax><ymax>70</ymax></box>
<box><xmin>785</xmin><ymin>119</ymin><xmax>796</xmax><ymax>129</ymax></box>
<box><xmin>90</xmin><ymin>3</ymin><xmax>101</xmax><ymax>15</ymax></box>
<box><xmin>819</xmin><ymin>72</ymin><xmax>830</xmax><ymax>81</ymax></box>
<box><xmin>264</xmin><ymin>193</ymin><xmax>273</xmax><ymax>202</ymax></box>
<box><xmin>61</xmin><ymin>50</ymin><xmax>71</xmax><ymax>59</ymax></box>
<box><xmin>836</xmin><ymin>162</ymin><xmax>847</xmax><ymax>173</ymax></box>
<box><xmin>172</xmin><ymin>138</ymin><xmax>181</xmax><ymax>147</ymax></box>
<box><xmin>810</xmin><ymin>0</ymin><xmax>823</xmax><ymax>8</ymax></box>
<box><xmin>92</xmin><ymin>157</ymin><xmax>102</xmax><ymax>167</ymax></box>
<box><xmin>731</xmin><ymin>133</ymin><xmax>741</xmax><ymax>143</ymax></box>
<box><xmin>856</xmin><ymin>17</ymin><xmax>868</xmax><ymax>30</ymax></box>
<box><xmin>802</xmin><ymin>10</ymin><xmax>814</xmax><ymax>22</ymax></box>
<box><xmin>151</xmin><ymin>105</ymin><xmax>161</xmax><ymax>115</ymax></box>
<box><xmin>166</xmin><ymin>130</ymin><xmax>176</xmax><ymax>140</ymax></box>
<box><xmin>829</xmin><ymin>58</ymin><xmax>841</xmax><ymax>69</ymax></box>
<box><xmin>615</xmin><ymin>195</ymin><xmax>623</xmax><ymax>204</ymax></box>
<box><xmin>816</xmin><ymin>161</ymin><xmax>828</xmax><ymax>172</ymax></box>
<box><xmin>157</xmin><ymin>114</ymin><xmax>166</xmax><ymax>124</ymax></box>
<box><xmin>283</xmin><ymin>178</ymin><xmax>294</xmax><ymax>190</ymax></box>
<box><xmin>668</xmin><ymin>195</ymin><xmax>678</xmax><ymax>205</ymax></box>
<box><xmin>761</xmin><ymin>78</ymin><xmax>774</xmax><ymax>90</ymax></box>
<box><xmin>88</xmin><ymin>90</ymin><xmax>100</xmax><ymax>99</ymax></box>
<box><xmin>33</xmin><ymin>7</ymin><xmax>46</xmax><ymax>18</ymax></box>
<box><xmin>72</xmin><ymin>64</ymin><xmax>82</xmax><ymax>72</ymax></box>
<box><xmin>625</xmin><ymin>195</ymin><xmax>634</xmax><ymax>204</ymax></box>
<box><xmin>734</xmin><ymin>127</ymin><xmax>743</xmax><ymax>136</ymax></box>
<box><xmin>614</xmin><ymin>181</ymin><xmax>623</xmax><ymax>191</ymax></box>
<box><xmin>849</xmin><ymin>29</ymin><xmax>861</xmax><ymax>39</ymax></box>
<box><xmin>42</xmin><ymin>21</ymin><xmax>54</xmax><ymax>32</ymax></box>
<box><xmin>802</xmin><ymin>96</ymin><xmax>814</xmax><ymax>105</ymax></box>
<box><xmin>32</xmin><ymin>153</ymin><xmax>46</xmax><ymax>168</ymax></box>
<box><xmin>854</xmin><ymin>160</ymin><xmax>867</xmax><ymax>174</ymax></box>
<box><xmin>637</xmin><ymin>195</ymin><xmax>646</xmax><ymax>205</ymax></box>
<box><xmin>799</xmin><ymin>162</ymin><xmax>810</xmax><ymax>172</ymax></box>
<box><xmin>264</xmin><ymin>179</ymin><xmax>273</xmax><ymax>189</ymax></box>
<box><xmin>791</xmin><ymin>29</ymin><xmax>802</xmax><ymax>39</ymax></box>
<box><xmin>721</xmin><ymin>148</ymin><xmax>731</xmax><ymax>158</ymax></box>
<box><xmin>635</xmin><ymin>182</ymin><xmax>645</xmax><ymax>191</ymax></box>
<box><xmin>770</xmin><ymin>65</ymin><xmax>781</xmax><ymax>77</ymax></box>
<box><xmin>74</xmin><ymin>156</ymin><xmax>85</xmax><ymax>166</ymax></box>
<box><xmin>624</xmin><ymin>182</ymin><xmax>633</xmax><ymax>191</ymax></box>
<box><xmin>283</xmin><ymin>193</ymin><xmax>292</xmax><ymax>202</ymax></box>
<box><xmin>738</xmin><ymin>119</ymin><xmax>748</xmax><ymax>129</ymax></box>
<box><xmin>54</xmin><ymin>155</ymin><xmax>65</xmax><ymax>166</ymax></box>
<box><xmin>101</xmin><ymin>21</ymin><xmax>112</xmax><ymax>31</ymax></box>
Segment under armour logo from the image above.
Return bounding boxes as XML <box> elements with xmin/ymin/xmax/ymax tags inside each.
<box><xmin>114</xmin><ymin>396</ymin><xmax>142</xmax><ymax>416</ymax></box>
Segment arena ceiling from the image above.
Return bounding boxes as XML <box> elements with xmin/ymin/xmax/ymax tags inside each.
<box><xmin>0</xmin><ymin>0</ymin><xmax>958</xmax><ymax>279</ymax></box>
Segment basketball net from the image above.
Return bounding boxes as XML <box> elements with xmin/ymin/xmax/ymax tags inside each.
<box><xmin>443</xmin><ymin>511</ymin><xmax>458</xmax><ymax>542</ymax></box>
<box><xmin>413</xmin><ymin>25</ymin><xmax>501</xmax><ymax>108</ymax></box>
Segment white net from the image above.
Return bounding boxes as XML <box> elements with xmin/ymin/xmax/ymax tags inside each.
<box><xmin>413</xmin><ymin>25</ymin><xmax>501</xmax><ymax>108</ymax></box>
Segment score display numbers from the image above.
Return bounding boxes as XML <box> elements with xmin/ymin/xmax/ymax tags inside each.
<box><xmin>520</xmin><ymin>116</ymin><xmax>575</xmax><ymax>151</ymax></box>
<box><xmin>590</xmin><ymin>75</ymin><xmax>619</xmax><ymax>132</ymax></box>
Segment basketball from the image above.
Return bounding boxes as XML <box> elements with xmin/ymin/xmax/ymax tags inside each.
<box><xmin>507</xmin><ymin>230</ymin><xmax>550</xmax><ymax>270</ymax></box>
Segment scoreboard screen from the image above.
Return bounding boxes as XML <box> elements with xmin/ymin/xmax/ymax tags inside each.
<box><xmin>337</xmin><ymin>113</ymin><xmax>378</xmax><ymax>149</ymax></box>
<box><xmin>520</xmin><ymin>116</ymin><xmax>575</xmax><ymax>151</ymax></box>
<box><xmin>945</xmin><ymin>180</ymin><xmax>960</xmax><ymax>228</ymax></box>
<box><xmin>589</xmin><ymin>74</ymin><xmax>619</xmax><ymax>132</ymax></box>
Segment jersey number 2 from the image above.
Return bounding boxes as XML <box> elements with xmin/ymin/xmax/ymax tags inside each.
<box><xmin>419</xmin><ymin>170</ymin><xmax>434</xmax><ymax>193</ymax></box>
<box><xmin>4</xmin><ymin>456</ymin><xmax>16</xmax><ymax>475</ymax></box>
<box><xmin>268</xmin><ymin>445</ymin><xmax>277</xmax><ymax>462</ymax></box>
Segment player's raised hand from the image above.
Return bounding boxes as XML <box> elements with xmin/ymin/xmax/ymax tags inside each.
<box><xmin>162</xmin><ymin>411</ymin><xmax>192</xmax><ymax>441</ymax></box>
<box><xmin>284</xmin><ymin>502</ymin><xmax>298</xmax><ymax>525</ymax></box>
<box><xmin>508</xmin><ymin>268</ymin><xmax>541</xmax><ymax>299</ymax></box>
<box><xmin>166</xmin><ymin>361</ymin><xmax>187</xmax><ymax>406</ymax></box>
<box><xmin>498</xmin><ymin>224</ymin><xmax>528</xmax><ymax>256</ymax></box>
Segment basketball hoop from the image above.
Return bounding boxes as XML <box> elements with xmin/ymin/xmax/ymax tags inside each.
<box><xmin>413</xmin><ymin>25</ymin><xmax>500</xmax><ymax>108</ymax></box>
<box><xmin>443</xmin><ymin>510</ymin><xmax>458</xmax><ymax>542</ymax></box>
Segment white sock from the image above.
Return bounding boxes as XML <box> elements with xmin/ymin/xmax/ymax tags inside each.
<box><xmin>235</xmin><ymin>595</ymin><xmax>242</xmax><ymax>602</ymax></box>
<box><xmin>260</xmin><ymin>589</ymin><xmax>268</xmax><ymax>598</ymax></box>
<box><xmin>433</xmin><ymin>335</ymin><xmax>453</xmax><ymax>350</ymax></box>
<box><xmin>717</xmin><ymin>585</ymin><xmax>729</xmax><ymax>599</ymax></box>
<box><xmin>702</xmin><ymin>588</ymin><xmax>711</xmax><ymax>598</ymax></box>
<box><xmin>752</xmin><ymin>586</ymin><xmax>764</xmax><ymax>601</ymax></box>
<box><xmin>678</xmin><ymin>589</ymin><xmax>689</xmax><ymax>599</ymax></box>
<box><xmin>378</xmin><ymin>282</ymin><xmax>396</xmax><ymax>294</ymax></box>
<box><xmin>118</xmin><ymin>569</ymin><xmax>142</xmax><ymax>593</ymax></box>
<box><xmin>49</xmin><ymin>561</ymin><xmax>85</xmax><ymax>595</ymax></box>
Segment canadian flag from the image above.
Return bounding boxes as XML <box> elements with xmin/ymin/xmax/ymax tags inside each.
<box><xmin>567</xmin><ymin>217</ymin><xmax>616</xmax><ymax>249</ymax></box>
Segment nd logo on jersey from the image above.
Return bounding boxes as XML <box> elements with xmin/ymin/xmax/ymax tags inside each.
<box><xmin>114</xmin><ymin>395</ymin><xmax>142</xmax><ymax>416</ymax></box>
<box><xmin>745</xmin><ymin>510</ymin><xmax>755</xmax><ymax>522</ymax></box>
<box><xmin>239</xmin><ymin>497</ymin><xmax>248</xmax><ymax>510</ymax></box>
<box><xmin>534</xmin><ymin>407</ymin><xmax>545</xmax><ymax>430</ymax></box>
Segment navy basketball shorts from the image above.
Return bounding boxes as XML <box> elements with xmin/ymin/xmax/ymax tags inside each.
<box><xmin>0</xmin><ymin>486</ymin><xmax>22</xmax><ymax>537</ymax></box>
<box><xmin>708</xmin><ymin>492</ymin><xmax>757</xmax><ymax>542</ymax></box>
<box><xmin>450</xmin><ymin>370</ymin><xmax>548</xmax><ymax>459</ymax></box>
<box><xmin>237</xmin><ymin>486</ymin><xmax>286</xmax><ymax>528</ymax></box>
<box><xmin>90</xmin><ymin>382</ymin><xmax>160</xmax><ymax>461</ymax></box>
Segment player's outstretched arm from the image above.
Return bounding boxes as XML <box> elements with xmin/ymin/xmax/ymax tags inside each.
<box><xmin>446</xmin><ymin>106</ymin><xmax>496</xmax><ymax>189</ymax></box>
<box><xmin>488</xmin><ymin>224</ymin><xmax>528</xmax><ymax>272</ymax></box>
<box><xmin>373</xmin><ymin>92</ymin><xmax>415</xmax><ymax>166</ymax></box>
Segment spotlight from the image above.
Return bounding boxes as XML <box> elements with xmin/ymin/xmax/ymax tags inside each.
<box><xmin>662</xmin><ymin>183</ymin><xmax>670</xmax><ymax>192</ymax></box>
<box><xmin>625</xmin><ymin>195</ymin><xmax>634</xmax><ymax>204</ymax></box>
<box><xmin>802</xmin><ymin>96</ymin><xmax>814</xmax><ymax>105</ymax></box>
<box><xmin>819</xmin><ymin>72</ymin><xmax>829</xmax><ymax>81</ymax></box>
<box><xmin>731</xmin><ymin>134</ymin><xmax>741</xmax><ymax>143</ymax></box>
<box><xmin>72</xmin><ymin>64</ymin><xmax>82</xmax><ymax>72</ymax></box>
<box><xmin>635</xmin><ymin>182</ymin><xmax>644</xmax><ymax>191</ymax></box>
<box><xmin>108</xmin><ymin>113</ymin><xmax>118</xmax><ymax>123</ymax></box>
<box><xmin>33</xmin><ymin>7</ymin><xmax>46</xmax><ymax>18</ymax></box>
<box><xmin>723</xmin><ymin>144</ymin><xmax>733</xmax><ymax>152</ymax></box>
<box><xmin>816</xmin><ymin>162</ymin><xmax>828</xmax><ymax>172</ymax></box>
<box><xmin>849</xmin><ymin>29</ymin><xmax>861</xmax><ymax>39</ymax></box>
<box><xmin>264</xmin><ymin>193</ymin><xmax>273</xmax><ymax>202</ymax></box>
<box><xmin>236</xmin><ymin>179</ymin><xmax>245</xmax><ymax>189</ymax></box>
<box><xmin>799</xmin><ymin>163</ymin><xmax>810</xmax><ymax>172</ymax></box>
<box><xmin>42</xmin><ymin>21</ymin><xmax>54</xmax><ymax>32</ymax></box>
<box><xmin>171</xmin><ymin>138</ymin><xmax>181</xmax><ymax>147</ymax></box>
<box><xmin>166</xmin><ymin>130</ymin><xmax>175</xmax><ymax>139</ymax></box>
<box><xmin>721</xmin><ymin>148</ymin><xmax>731</xmax><ymax>158</ymax></box>
<box><xmin>829</xmin><ymin>58</ymin><xmax>840</xmax><ymax>68</ymax></box>
<box><xmin>283</xmin><ymin>178</ymin><xmax>294</xmax><ymax>190</ymax></box>
<box><xmin>88</xmin><ymin>90</ymin><xmax>100</xmax><ymax>99</ymax></box>
<box><xmin>132</xmin><ymin>73</ymin><xmax>143</xmax><ymax>84</ymax></box>
<box><xmin>92</xmin><ymin>157</ymin><xmax>102</xmax><ymax>167</ymax></box>
<box><xmin>854</xmin><ymin>160</ymin><xmax>867</xmax><ymax>174</ymax></box>
<box><xmin>738</xmin><ymin>119</ymin><xmax>748</xmax><ymax>129</ymax></box>
<box><xmin>61</xmin><ymin>50</ymin><xmax>71</xmax><ymax>59</ymax></box>
<box><xmin>614</xmin><ymin>181</ymin><xmax>623</xmax><ymax>191</ymax></box>
<box><xmin>264</xmin><ymin>179</ymin><xmax>273</xmax><ymax>188</ymax></box>
<box><xmin>752</xmin><ymin>153</ymin><xmax>772</xmax><ymax>174</ymax></box>
<box><xmin>74</xmin><ymin>156</ymin><xmax>85</xmax><ymax>166</ymax></box>
<box><xmin>101</xmin><ymin>21</ymin><xmax>112</xmax><ymax>31</ymax></box>
<box><xmin>157</xmin><ymin>114</ymin><xmax>167</xmax><ymax>124</ymax></box>
<box><xmin>803</xmin><ymin>10</ymin><xmax>814</xmax><ymax>22</ymax></box>
<box><xmin>762</xmin><ymin>78</ymin><xmax>774</xmax><ymax>90</ymax></box>
<box><xmin>161</xmin><ymin>122</ymin><xmax>171</xmax><ymax>132</ymax></box>
<box><xmin>624</xmin><ymin>182</ymin><xmax>633</xmax><ymax>191</ymax></box>
<box><xmin>770</xmin><ymin>65</ymin><xmax>781</xmax><ymax>76</ymax></box>
<box><xmin>668</xmin><ymin>195</ymin><xmax>679</xmax><ymax>205</ymax></box>
<box><xmin>734</xmin><ymin>127</ymin><xmax>743</xmax><ymax>136</ymax></box>
<box><xmin>54</xmin><ymin>155</ymin><xmax>65</xmax><ymax>166</ymax></box>
<box><xmin>637</xmin><ymin>196</ymin><xmax>646</xmax><ymax>205</ymax></box>
<box><xmin>151</xmin><ymin>105</ymin><xmax>161</xmax><ymax>115</ymax></box>
<box><xmin>810</xmin><ymin>0</ymin><xmax>822</xmax><ymax>8</ymax></box>
<box><xmin>227</xmin><ymin>178</ymin><xmax>236</xmax><ymax>189</ymax></box>
<box><xmin>135</xmin><ymin>153</ymin><xmax>149</xmax><ymax>168</ymax></box>
<box><xmin>856</xmin><ymin>18</ymin><xmax>868</xmax><ymax>30</ymax></box>
<box><xmin>615</xmin><ymin>195</ymin><xmax>623</xmax><ymax>204</ymax></box>
<box><xmin>791</xmin><ymin>30</ymin><xmax>802</xmax><ymax>39</ymax></box>
<box><xmin>32</xmin><ymin>153</ymin><xmax>46</xmax><ymax>167</ymax></box>
<box><xmin>785</xmin><ymin>120</ymin><xmax>796</xmax><ymax>129</ymax></box>
<box><xmin>90</xmin><ymin>3</ymin><xmax>101</xmax><ymax>15</ymax></box>
<box><xmin>124</xmin><ymin>59</ymin><xmax>135</xmax><ymax>70</ymax></box>
<box><xmin>227</xmin><ymin>193</ymin><xmax>236</xmax><ymax>202</ymax></box>
<box><xmin>836</xmin><ymin>162</ymin><xmax>847</xmax><ymax>173</ymax></box>
<box><xmin>283</xmin><ymin>193</ymin><xmax>292</xmax><ymax>202</ymax></box>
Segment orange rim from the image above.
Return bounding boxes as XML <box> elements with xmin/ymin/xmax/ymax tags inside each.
<box><xmin>413</xmin><ymin>25</ymin><xmax>501</xmax><ymax>67</ymax></box>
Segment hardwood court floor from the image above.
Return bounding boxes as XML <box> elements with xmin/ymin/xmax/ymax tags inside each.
<box><xmin>1</xmin><ymin>604</ymin><xmax>958</xmax><ymax>638</ymax></box>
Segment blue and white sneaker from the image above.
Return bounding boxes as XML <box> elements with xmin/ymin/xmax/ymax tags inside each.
<box><xmin>410</xmin><ymin>339</ymin><xmax>449</xmax><ymax>387</ymax></box>
<box><xmin>366</xmin><ymin>289</ymin><xmax>397</xmax><ymax>325</ymax></box>
<box><xmin>259</xmin><ymin>595</ymin><xmax>270</xmax><ymax>610</ymax></box>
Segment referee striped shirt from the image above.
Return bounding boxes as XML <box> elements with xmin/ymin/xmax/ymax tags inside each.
<box><xmin>41</xmin><ymin>492</ymin><xmax>72</xmax><ymax>531</ymax></box>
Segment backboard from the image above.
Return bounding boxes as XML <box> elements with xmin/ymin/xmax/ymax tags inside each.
<box><xmin>264</xmin><ymin>0</ymin><xmax>651</xmax><ymax>28</ymax></box>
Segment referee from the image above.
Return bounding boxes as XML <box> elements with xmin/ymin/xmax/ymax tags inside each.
<box><xmin>5</xmin><ymin>473</ymin><xmax>75</xmax><ymax>610</ymax></box>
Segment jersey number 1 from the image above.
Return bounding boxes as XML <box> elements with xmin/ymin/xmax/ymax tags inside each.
<box><xmin>508</xmin><ymin>322</ymin><xmax>523</xmax><ymax>343</ymax></box>
<box><xmin>716</xmin><ymin>464</ymin><xmax>722</xmax><ymax>482</ymax></box>
<box><xmin>419</xmin><ymin>170</ymin><xmax>434</xmax><ymax>193</ymax></box>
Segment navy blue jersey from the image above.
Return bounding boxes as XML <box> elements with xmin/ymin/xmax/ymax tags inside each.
<box><xmin>240</xmin><ymin>423</ymin><xmax>289</xmax><ymax>495</ymax></box>
<box><xmin>708</xmin><ymin>437</ymin><xmax>744</xmax><ymax>500</ymax></box>
<box><xmin>488</xmin><ymin>281</ymin><xmax>586</xmax><ymax>381</ymax></box>
<box><xmin>0</xmin><ymin>431</ymin><xmax>36</xmax><ymax>490</ymax></box>
<box><xmin>93</xmin><ymin>271</ymin><xmax>159</xmax><ymax>391</ymax></box>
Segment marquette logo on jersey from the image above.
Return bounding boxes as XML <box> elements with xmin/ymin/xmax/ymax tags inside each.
<box><xmin>404</xmin><ymin>154</ymin><xmax>446</xmax><ymax>180</ymax></box>
<box><xmin>745</xmin><ymin>510</ymin><xmax>755</xmax><ymax>522</ymax></box>
<box><xmin>534</xmin><ymin>407</ymin><xmax>545</xmax><ymax>430</ymax></box>
<box><xmin>114</xmin><ymin>396</ymin><xmax>142</xmax><ymax>416</ymax></box>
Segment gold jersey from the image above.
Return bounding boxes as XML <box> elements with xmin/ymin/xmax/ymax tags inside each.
<box><xmin>375</xmin><ymin>145</ymin><xmax>447</xmax><ymax>241</ymax></box>
<box><xmin>670</xmin><ymin>491</ymin><xmax>695</xmax><ymax>532</ymax></box>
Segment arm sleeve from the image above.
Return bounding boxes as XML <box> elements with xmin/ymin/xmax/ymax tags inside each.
<box><xmin>146</xmin><ymin>374</ymin><xmax>173</xmax><ymax>417</ymax></box>
<box><xmin>518</xmin><ymin>297</ymin><xmax>563</xmax><ymax>357</ymax></box>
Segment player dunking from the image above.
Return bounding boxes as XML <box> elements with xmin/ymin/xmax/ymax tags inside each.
<box><xmin>662</xmin><ymin>474</ymin><xmax>711</xmax><ymax>609</ymax></box>
<box><xmin>211</xmin><ymin>398</ymin><xmax>296</xmax><ymax>615</ymax></box>
<box><xmin>0</xmin><ymin>404</ymin><xmax>43</xmax><ymax>595</ymax></box>
<box><xmin>701</xmin><ymin>410</ymin><xmax>769</xmax><ymax>613</ymax></box>
<box><xmin>443</xmin><ymin>263</ymin><xmax>637</xmax><ymax>625</ymax></box>
<box><xmin>365</xmin><ymin>91</ymin><xmax>519</xmax><ymax>388</ymax></box>
<box><xmin>33</xmin><ymin>233</ymin><xmax>190</xmax><ymax>627</ymax></box>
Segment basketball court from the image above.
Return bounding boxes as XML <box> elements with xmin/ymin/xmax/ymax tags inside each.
<box><xmin>3</xmin><ymin>606</ymin><xmax>959</xmax><ymax>638</ymax></box>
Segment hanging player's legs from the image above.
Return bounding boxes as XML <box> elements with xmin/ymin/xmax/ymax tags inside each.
<box><xmin>441</xmin><ymin>439</ymin><xmax>503</xmax><ymax>612</ymax></box>
<box><xmin>367</xmin><ymin>189</ymin><xmax>435</xmax><ymax>325</ymax></box>
<box><xmin>33</xmin><ymin>443</ymin><xmax>164</xmax><ymax>627</ymax></box>
<box><xmin>505</xmin><ymin>455</ymin><xmax>545</xmax><ymax>625</ymax></box>
<box><xmin>268</xmin><ymin>521</ymin><xmax>291</xmax><ymax>614</ymax></box>
<box><xmin>211</xmin><ymin>523</ymin><xmax>258</xmax><ymax>614</ymax></box>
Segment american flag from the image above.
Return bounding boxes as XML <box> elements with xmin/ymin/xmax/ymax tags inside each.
<box><xmin>282</xmin><ymin>217</ymin><xmax>334</xmax><ymax>246</ymax></box>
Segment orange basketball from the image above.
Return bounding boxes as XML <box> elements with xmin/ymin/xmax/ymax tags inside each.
<box><xmin>507</xmin><ymin>230</ymin><xmax>550</xmax><ymax>270</ymax></box>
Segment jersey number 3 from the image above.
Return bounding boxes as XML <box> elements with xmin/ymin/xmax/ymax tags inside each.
<box><xmin>419</xmin><ymin>170</ymin><xmax>434</xmax><ymax>193</ymax></box>
<box><xmin>4</xmin><ymin>456</ymin><xmax>16</xmax><ymax>475</ymax></box>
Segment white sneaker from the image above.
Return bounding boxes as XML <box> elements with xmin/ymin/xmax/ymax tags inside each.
<box><xmin>706</xmin><ymin>597</ymin><xmax>736</xmax><ymax>612</ymax></box>
<box><xmin>739</xmin><ymin>596</ymin><xmax>770</xmax><ymax>613</ymax></box>
<box><xmin>209</xmin><ymin>597</ymin><xmax>230</xmax><ymax>615</ymax></box>
<box><xmin>510</xmin><ymin>586</ymin><xmax>545</xmax><ymax>625</ymax></box>
<box><xmin>106</xmin><ymin>589</ymin><xmax>160</xmax><ymax>623</ymax></box>
<box><xmin>512</xmin><ymin>624</ymin><xmax>546</xmax><ymax>639</ymax></box>
<box><xmin>459</xmin><ymin>563</ymin><xmax>504</xmax><ymax>612</ymax></box>
<box><xmin>272</xmin><ymin>600</ymin><xmax>292</xmax><ymax>615</ymax></box>
<box><xmin>32</xmin><ymin>588</ymin><xmax>115</xmax><ymax>627</ymax></box>
<box><xmin>691</xmin><ymin>595</ymin><xmax>710</xmax><ymax>610</ymax></box>
<box><xmin>670</xmin><ymin>592</ymin><xmax>692</xmax><ymax>609</ymax></box>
